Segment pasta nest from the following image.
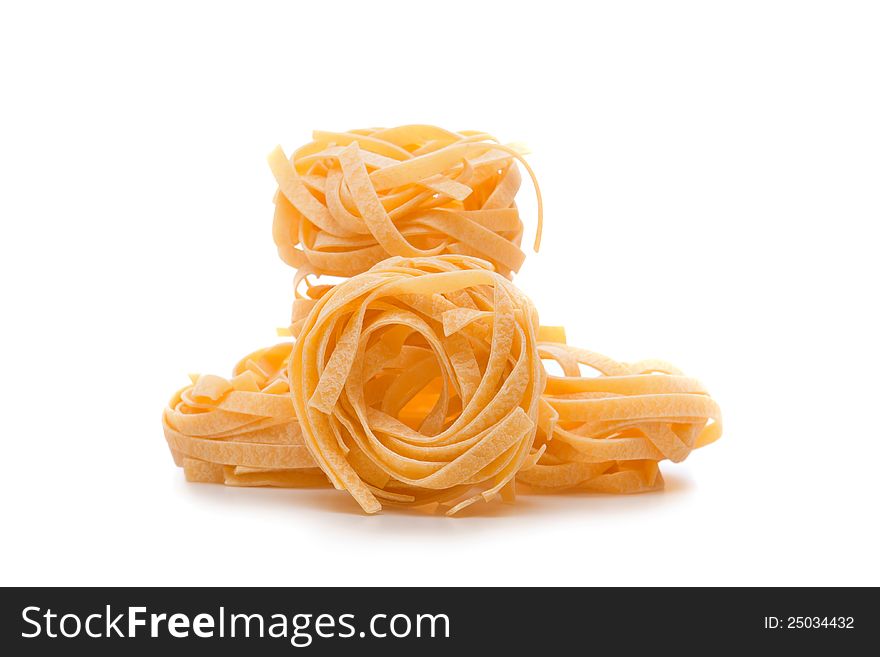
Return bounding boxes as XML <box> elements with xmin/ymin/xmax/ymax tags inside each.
<box><xmin>161</xmin><ymin>123</ymin><xmax>725</xmax><ymax>515</ymax></box>
<box><xmin>519</xmin><ymin>343</ymin><xmax>723</xmax><ymax>492</ymax></box>
<box><xmin>289</xmin><ymin>254</ymin><xmax>546</xmax><ymax>514</ymax></box>
<box><xmin>268</xmin><ymin>125</ymin><xmax>542</xmax><ymax>281</ymax></box>
<box><xmin>162</xmin><ymin>343</ymin><xmax>326</xmax><ymax>488</ymax></box>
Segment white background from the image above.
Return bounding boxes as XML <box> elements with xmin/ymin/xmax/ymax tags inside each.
<box><xmin>1</xmin><ymin>1</ymin><xmax>878</xmax><ymax>587</ymax></box>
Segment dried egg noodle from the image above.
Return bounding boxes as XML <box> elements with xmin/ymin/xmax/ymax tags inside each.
<box><xmin>163</xmin><ymin>343</ymin><xmax>327</xmax><ymax>488</ymax></box>
<box><xmin>162</xmin><ymin>123</ymin><xmax>723</xmax><ymax>515</ymax></box>
<box><xmin>268</xmin><ymin>126</ymin><xmax>543</xmax><ymax>280</ymax></box>
<box><xmin>162</xmin><ymin>327</ymin><xmax>722</xmax><ymax>507</ymax></box>
<box><xmin>518</xmin><ymin>341</ymin><xmax>722</xmax><ymax>492</ymax></box>
<box><xmin>289</xmin><ymin>255</ymin><xmax>545</xmax><ymax>515</ymax></box>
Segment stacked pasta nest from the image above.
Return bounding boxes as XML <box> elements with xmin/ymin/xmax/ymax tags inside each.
<box><xmin>163</xmin><ymin>126</ymin><xmax>722</xmax><ymax>515</ymax></box>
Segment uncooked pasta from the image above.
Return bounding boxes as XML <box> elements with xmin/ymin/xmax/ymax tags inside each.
<box><xmin>289</xmin><ymin>255</ymin><xmax>544</xmax><ymax>515</ymax></box>
<box><xmin>268</xmin><ymin>125</ymin><xmax>542</xmax><ymax>280</ymax></box>
<box><xmin>162</xmin><ymin>123</ymin><xmax>723</xmax><ymax>516</ymax></box>
<box><xmin>163</xmin><ymin>343</ymin><xmax>325</xmax><ymax>488</ymax></box>
<box><xmin>518</xmin><ymin>341</ymin><xmax>722</xmax><ymax>492</ymax></box>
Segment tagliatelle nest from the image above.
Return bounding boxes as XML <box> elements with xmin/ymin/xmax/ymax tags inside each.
<box><xmin>268</xmin><ymin>125</ymin><xmax>542</xmax><ymax>280</ymax></box>
<box><xmin>162</xmin><ymin>123</ymin><xmax>724</xmax><ymax>516</ymax></box>
<box><xmin>289</xmin><ymin>254</ymin><xmax>546</xmax><ymax>515</ymax></box>
<box><xmin>518</xmin><ymin>343</ymin><xmax>723</xmax><ymax>492</ymax></box>
<box><xmin>162</xmin><ymin>343</ymin><xmax>326</xmax><ymax>488</ymax></box>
